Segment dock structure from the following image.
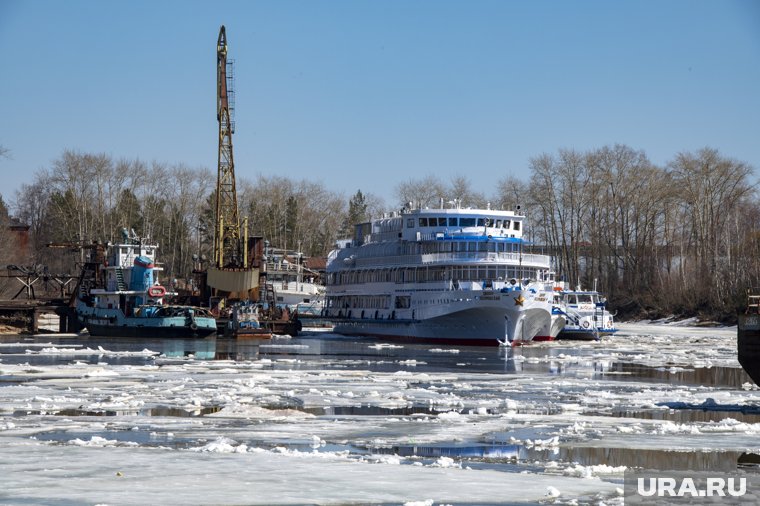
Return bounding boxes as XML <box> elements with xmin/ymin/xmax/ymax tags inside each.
<box><xmin>0</xmin><ymin>300</ymin><xmax>79</xmax><ymax>334</ymax></box>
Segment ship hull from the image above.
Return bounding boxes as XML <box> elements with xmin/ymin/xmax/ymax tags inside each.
<box><xmin>556</xmin><ymin>329</ymin><xmax>617</xmax><ymax>340</ymax></box>
<box><xmin>738</xmin><ymin>313</ymin><xmax>760</xmax><ymax>386</ymax></box>
<box><xmin>331</xmin><ymin>302</ymin><xmax>551</xmax><ymax>346</ymax></box>
<box><xmin>84</xmin><ymin>321</ymin><xmax>217</xmax><ymax>339</ymax></box>
<box><xmin>78</xmin><ymin>311</ymin><xmax>217</xmax><ymax>339</ymax></box>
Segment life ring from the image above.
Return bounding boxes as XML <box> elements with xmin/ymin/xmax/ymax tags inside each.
<box><xmin>190</xmin><ymin>322</ymin><xmax>198</xmax><ymax>330</ymax></box>
<box><xmin>582</xmin><ymin>321</ymin><xmax>590</xmax><ymax>329</ymax></box>
<box><xmin>147</xmin><ymin>285</ymin><xmax>166</xmax><ymax>297</ymax></box>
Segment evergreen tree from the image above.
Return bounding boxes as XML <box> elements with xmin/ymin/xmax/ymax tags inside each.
<box><xmin>342</xmin><ymin>190</ymin><xmax>368</xmax><ymax>237</ymax></box>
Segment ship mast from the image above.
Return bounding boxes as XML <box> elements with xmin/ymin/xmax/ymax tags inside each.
<box><xmin>214</xmin><ymin>25</ymin><xmax>241</xmax><ymax>268</ymax></box>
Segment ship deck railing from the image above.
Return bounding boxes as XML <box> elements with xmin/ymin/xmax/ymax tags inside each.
<box><xmin>350</xmin><ymin>252</ymin><xmax>551</xmax><ymax>269</ymax></box>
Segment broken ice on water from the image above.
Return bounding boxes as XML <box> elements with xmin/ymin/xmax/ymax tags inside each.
<box><xmin>1</xmin><ymin>321</ymin><xmax>759</xmax><ymax>505</ymax></box>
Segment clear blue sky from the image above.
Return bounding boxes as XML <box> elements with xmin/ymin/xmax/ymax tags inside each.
<box><xmin>1</xmin><ymin>0</ymin><xmax>759</xmax><ymax>208</ymax></box>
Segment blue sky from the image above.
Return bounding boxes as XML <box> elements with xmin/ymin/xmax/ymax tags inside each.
<box><xmin>1</xmin><ymin>0</ymin><xmax>759</xmax><ymax>207</ymax></box>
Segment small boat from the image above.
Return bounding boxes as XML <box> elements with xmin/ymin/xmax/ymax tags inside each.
<box><xmin>74</xmin><ymin>229</ymin><xmax>217</xmax><ymax>338</ymax></box>
<box><xmin>263</xmin><ymin>248</ymin><xmax>325</xmax><ymax>315</ymax></box>
<box><xmin>738</xmin><ymin>288</ymin><xmax>760</xmax><ymax>386</ymax></box>
<box><xmin>226</xmin><ymin>301</ymin><xmax>272</xmax><ymax>338</ymax></box>
<box><xmin>551</xmin><ymin>286</ymin><xmax>616</xmax><ymax>340</ymax></box>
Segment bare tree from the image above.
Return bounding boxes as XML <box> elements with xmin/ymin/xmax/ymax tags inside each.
<box><xmin>394</xmin><ymin>174</ymin><xmax>447</xmax><ymax>209</ymax></box>
<box><xmin>448</xmin><ymin>175</ymin><xmax>487</xmax><ymax>208</ymax></box>
<box><xmin>492</xmin><ymin>175</ymin><xmax>528</xmax><ymax>212</ymax></box>
<box><xmin>669</xmin><ymin>148</ymin><xmax>755</xmax><ymax>314</ymax></box>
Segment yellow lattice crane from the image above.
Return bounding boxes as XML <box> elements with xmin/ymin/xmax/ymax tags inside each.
<box><xmin>214</xmin><ymin>25</ymin><xmax>241</xmax><ymax>268</ymax></box>
<box><xmin>206</xmin><ymin>25</ymin><xmax>259</xmax><ymax>297</ymax></box>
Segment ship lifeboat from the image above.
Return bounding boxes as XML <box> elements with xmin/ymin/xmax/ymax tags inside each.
<box><xmin>147</xmin><ymin>285</ymin><xmax>167</xmax><ymax>298</ymax></box>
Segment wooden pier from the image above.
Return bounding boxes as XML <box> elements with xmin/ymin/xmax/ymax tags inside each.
<box><xmin>0</xmin><ymin>300</ymin><xmax>80</xmax><ymax>334</ymax></box>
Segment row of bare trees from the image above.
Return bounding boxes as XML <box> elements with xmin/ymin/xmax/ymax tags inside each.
<box><xmin>7</xmin><ymin>150</ymin><xmax>365</xmax><ymax>283</ymax></box>
<box><xmin>3</xmin><ymin>145</ymin><xmax>759</xmax><ymax>320</ymax></box>
<box><xmin>525</xmin><ymin>145</ymin><xmax>758</xmax><ymax>320</ymax></box>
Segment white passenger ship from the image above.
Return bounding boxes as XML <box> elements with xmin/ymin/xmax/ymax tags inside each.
<box><xmin>324</xmin><ymin>203</ymin><xmax>554</xmax><ymax>345</ymax></box>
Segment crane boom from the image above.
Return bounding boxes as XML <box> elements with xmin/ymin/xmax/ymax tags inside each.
<box><xmin>214</xmin><ymin>25</ymin><xmax>241</xmax><ymax>268</ymax></box>
<box><xmin>205</xmin><ymin>25</ymin><xmax>260</xmax><ymax>298</ymax></box>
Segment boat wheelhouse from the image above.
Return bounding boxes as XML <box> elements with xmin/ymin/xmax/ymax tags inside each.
<box><xmin>75</xmin><ymin>230</ymin><xmax>217</xmax><ymax>338</ymax></box>
<box><xmin>324</xmin><ymin>204</ymin><xmax>554</xmax><ymax>345</ymax></box>
<box><xmin>263</xmin><ymin>247</ymin><xmax>325</xmax><ymax>316</ymax></box>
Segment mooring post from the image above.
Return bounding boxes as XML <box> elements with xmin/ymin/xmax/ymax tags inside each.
<box><xmin>32</xmin><ymin>307</ymin><xmax>39</xmax><ymax>334</ymax></box>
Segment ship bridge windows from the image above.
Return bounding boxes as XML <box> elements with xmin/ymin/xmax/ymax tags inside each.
<box><xmin>411</xmin><ymin>216</ymin><xmax>523</xmax><ymax>229</ymax></box>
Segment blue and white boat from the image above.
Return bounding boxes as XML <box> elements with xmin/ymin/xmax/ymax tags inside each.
<box><xmin>75</xmin><ymin>230</ymin><xmax>217</xmax><ymax>338</ymax></box>
<box><xmin>551</xmin><ymin>287</ymin><xmax>616</xmax><ymax>340</ymax></box>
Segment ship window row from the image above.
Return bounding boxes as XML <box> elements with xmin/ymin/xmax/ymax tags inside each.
<box><xmin>328</xmin><ymin>265</ymin><xmax>541</xmax><ymax>285</ymax></box>
<box><xmin>411</xmin><ymin>217</ymin><xmax>520</xmax><ymax>230</ymax></box>
<box><xmin>328</xmin><ymin>295</ymin><xmax>391</xmax><ymax>309</ymax></box>
<box><xmin>415</xmin><ymin>241</ymin><xmax>520</xmax><ymax>254</ymax></box>
<box><xmin>117</xmin><ymin>247</ymin><xmax>154</xmax><ymax>256</ymax></box>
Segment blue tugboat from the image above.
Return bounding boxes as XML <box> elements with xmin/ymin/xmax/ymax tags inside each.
<box><xmin>74</xmin><ymin>229</ymin><xmax>217</xmax><ymax>338</ymax></box>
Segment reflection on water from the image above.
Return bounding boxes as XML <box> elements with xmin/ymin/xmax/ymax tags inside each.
<box><xmin>594</xmin><ymin>407</ymin><xmax>760</xmax><ymax>425</ymax></box>
<box><xmin>367</xmin><ymin>443</ymin><xmax>747</xmax><ymax>472</ymax></box>
<box><xmin>369</xmin><ymin>443</ymin><xmax>521</xmax><ymax>460</ymax></box>
<box><xmin>2</xmin><ymin>331</ymin><xmax>757</xmax><ymax>477</ymax></box>
<box><xmin>547</xmin><ymin>446</ymin><xmax>746</xmax><ymax>472</ymax></box>
<box><xmin>604</xmin><ymin>362</ymin><xmax>753</xmax><ymax>388</ymax></box>
<box><xmin>3</xmin><ymin>332</ymin><xmax>752</xmax><ymax>387</ymax></box>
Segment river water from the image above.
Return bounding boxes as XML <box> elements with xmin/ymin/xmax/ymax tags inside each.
<box><xmin>1</xmin><ymin>322</ymin><xmax>758</xmax><ymax>505</ymax></box>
